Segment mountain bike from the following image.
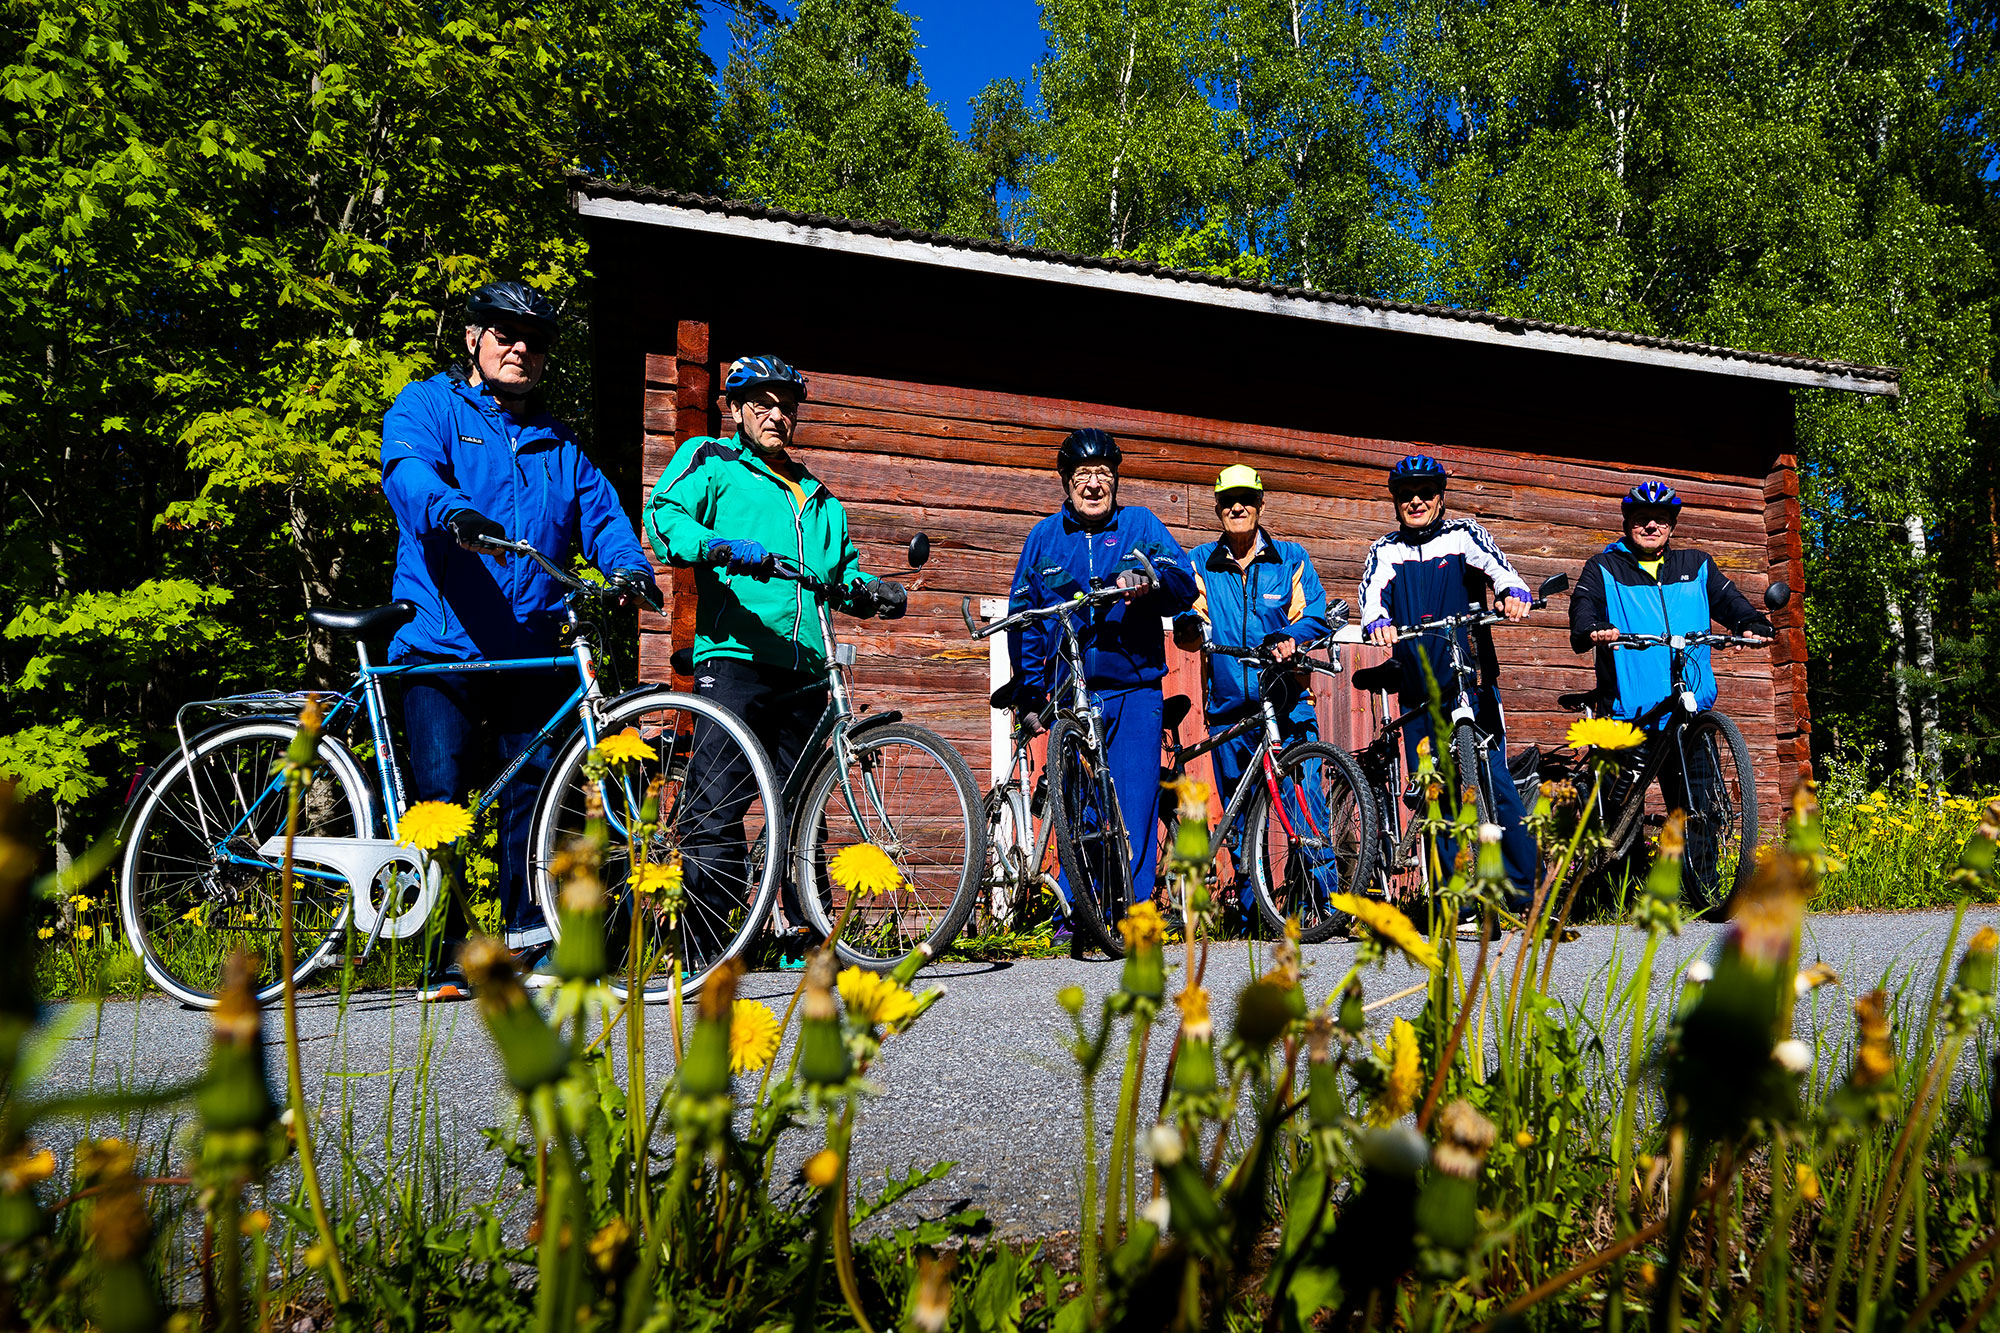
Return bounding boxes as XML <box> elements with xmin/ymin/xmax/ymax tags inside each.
<box><xmin>1340</xmin><ymin>573</ymin><xmax>1570</xmax><ymax>896</ymax></box>
<box><xmin>1159</xmin><ymin>623</ymin><xmax>1376</xmax><ymax>943</ymax></box>
<box><xmin>1526</xmin><ymin>579</ymin><xmax>1791</xmax><ymax>911</ymax></box>
<box><xmin>962</xmin><ymin>558</ymin><xmax>1158</xmax><ymax>958</ymax></box>
<box><xmin>119</xmin><ymin>537</ymin><xmax>782</xmax><ymax>1008</ymax></box>
<box><xmin>727</xmin><ymin>538</ymin><xmax>987</xmax><ymax>973</ymax></box>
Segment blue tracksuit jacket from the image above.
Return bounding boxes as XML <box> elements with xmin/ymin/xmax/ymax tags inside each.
<box><xmin>1185</xmin><ymin>532</ymin><xmax>1330</xmax><ymax>727</ymax></box>
<box><xmin>1568</xmin><ymin>540</ymin><xmax>1772</xmax><ymax>724</ymax></box>
<box><xmin>380</xmin><ymin>370</ymin><xmax>656</xmax><ymax>664</ymax></box>
<box><xmin>1008</xmin><ymin>504</ymin><xmax>1197</xmax><ymax>695</ymax></box>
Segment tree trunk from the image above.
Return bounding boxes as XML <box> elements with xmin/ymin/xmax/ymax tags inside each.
<box><xmin>1885</xmin><ymin>586</ymin><xmax>1916</xmax><ymax>781</ymax></box>
<box><xmin>1902</xmin><ymin>513</ymin><xmax>1943</xmax><ymax>791</ymax></box>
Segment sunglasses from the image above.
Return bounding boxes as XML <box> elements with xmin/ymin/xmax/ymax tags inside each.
<box><xmin>1394</xmin><ymin>486</ymin><xmax>1443</xmax><ymax>504</ymax></box>
<box><xmin>485</xmin><ymin>324</ymin><xmax>550</xmax><ymax>355</ymax></box>
<box><xmin>1216</xmin><ymin>491</ymin><xmax>1262</xmax><ymax>511</ymax></box>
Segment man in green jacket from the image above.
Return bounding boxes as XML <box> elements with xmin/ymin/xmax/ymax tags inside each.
<box><xmin>645</xmin><ymin>355</ymin><xmax>907</xmax><ymax>951</ymax></box>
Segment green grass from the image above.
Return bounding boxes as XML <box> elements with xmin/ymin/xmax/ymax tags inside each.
<box><xmin>1811</xmin><ymin>757</ymin><xmax>1999</xmax><ymax>911</ymax></box>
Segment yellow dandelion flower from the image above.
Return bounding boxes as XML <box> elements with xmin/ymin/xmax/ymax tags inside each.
<box><xmin>0</xmin><ymin>1145</ymin><xmax>55</xmax><ymax>1191</ymax></box>
<box><xmin>1566</xmin><ymin>717</ymin><xmax>1647</xmax><ymax>751</ymax></box>
<box><xmin>804</xmin><ymin>1149</ymin><xmax>842</xmax><ymax>1188</ymax></box>
<box><xmin>1166</xmin><ymin>776</ymin><xmax>1210</xmax><ymax>822</ymax></box>
<box><xmin>828</xmin><ymin>843</ymin><xmax>903</xmax><ymax>897</ymax></box>
<box><xmin>69</xmin><ymin>895</ymin><xmax>93</xmax><ymax>912</ymax></box>
<box><xmin>591</xmin><ymin>727</ymin><xmax>652</xmax><ymax>766</ymax></box>
<box><xmin>632</xmin><ymin>857</ymin><xmax>684</xmax><ymax>896</ymax></box>
<box><xmin>1795</xmin><ymin>1164</ymin><xmax>1820</xmax><ymax>1202</ymax></box>
<box><xmin>838</xmin><ymin>967</ymin><xmax>920</xmax><ymax>1029</ymax></box>
<box><xmin>1370</xmin><ymin>1016</ymin><xmax>1421</xmax><ymax>1126</ymax></box>
<box><xmin>242</xmin><ymin>1210</ymin><xmax>270</xmax><ymax>1236</ymax></box>
<box><xmin>398</xmin><ymin>801</ymin><xmax>472</xmax><ymax>851</ymax></box>
<box><xmin>1117</xmin><ymin>900</ymin><xmax>1165</xmax><ymax>953</ymax></box>
<box><xmin>35</xmin><ymin>927</ymin><xmax>53</xmax><ymax>941</ymax></box>
<box><xmin>1329</xmin><ymin>894</ymin><xmax>1439</xmax><ymax>971</ymax></box>
<box><xmin>729</xmin><ymin>1000</ymin><xmax>781</xmax><ymax>1073</ymax></box>
<box><xmin>181</xmin><ymin>906</ymin><xmax>203</xmax><ymax>924</ymax></box>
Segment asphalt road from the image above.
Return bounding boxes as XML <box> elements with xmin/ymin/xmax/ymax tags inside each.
<box><xmin>34</xmin><ymin>906</ymin><xmax>1999</xmax><ymax>1239</ymax></box>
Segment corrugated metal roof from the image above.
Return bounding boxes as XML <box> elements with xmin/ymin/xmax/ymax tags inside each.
<box><xmin>571</xmin><ymin>174</ymin><xmax>1901</xmax><ymax>397</ymax></box>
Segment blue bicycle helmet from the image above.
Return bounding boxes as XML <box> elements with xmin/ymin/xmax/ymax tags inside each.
<box><xmin>723</xmin><ymin>355</ymin><xmax>809</xmax><ymax>402</ymax></box>
<box><xmin>1387</xmin><ymin>453</ymin><xmax>1448</xmax><ymax>495</ymax></box>
<box><xmin>1622</xmin><ymin>480</ymin><xmax>1683</xmax><ymax>514</ymax></box>
<box><xmin>466</xmin><ymin>281</ymin><xmax>561</xmax><ymax>335</ymax></box>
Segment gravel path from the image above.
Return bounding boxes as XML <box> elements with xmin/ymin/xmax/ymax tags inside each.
<box><xmin>33</xmin><ymin>906</ymin><xmax>1998</xmax><ymax>1239</ymax></box>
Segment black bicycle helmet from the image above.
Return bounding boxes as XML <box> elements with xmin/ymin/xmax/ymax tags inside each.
<box><xmin>465</xmin><ymin>280</ymin><xmax>561</xmax><ymax>335</ymax></box>
<box><xmin>1387</xmin><ymin>453</ymin><xmax>1448</xmax><ymax>496</ymax></box>
<box><xmin>1057</xmin><ymin>428</ymin><xmax>1122</xmax><ymax>478</ymax></box>
<box><xmin>723</xmin><ymin>355</ymin><xmax>809</xmax><ymax>402</ymax></box>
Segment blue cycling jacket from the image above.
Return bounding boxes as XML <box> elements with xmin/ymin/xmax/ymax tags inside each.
<box><xmin>1185</xmin><ymin>532</ymin><xmax>1329</xmax><ymax>725</ymax></box>
<box><xmin>1568</xmin><ymin>540</ymin><xmax>1772</xmax><ymax>724</ymax></box>
<box><xmin>379</xmin><ymin>369</ymin><xmax>656</xmax><ymax>663</ymax></box>
<box><xmin>1008</xmin><ymin>504</ymin><xmax>1196</xmax><ymax>694</ymax></box>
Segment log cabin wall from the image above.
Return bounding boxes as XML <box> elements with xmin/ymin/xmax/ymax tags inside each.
<box><xmin>582</xmin><ymin>185</ymin><xmax>1888</xmax><ymax>826</ymax></box>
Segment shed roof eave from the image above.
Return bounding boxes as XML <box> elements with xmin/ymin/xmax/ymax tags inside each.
<box><xmin>575</xmin><ymin>191</ymin><xmax>1900</xmax><ymax>399</ymax></box>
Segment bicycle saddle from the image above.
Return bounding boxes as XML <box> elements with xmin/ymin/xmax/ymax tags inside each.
<box><xmin>306</xmin><ymin>601</ymin><xmax>416</xmax><ymax>637</ymax></box>
<box><xmin>1350</xmin><ymin>659</ymin><xmax>1404</xmax><ymax>695</ymax></box>
<box><xmin>1163</xmin><ymin>695</ymin><xmax>1194</xmax><ymax>733</ymax></box>
<box><xmin>1557</xmin><ymin>690</ymin><xmax>1610</xmax><ymax>713</ymax></box>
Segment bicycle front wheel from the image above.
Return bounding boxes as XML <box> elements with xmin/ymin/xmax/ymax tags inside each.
<box><xmin>1048</xmin><ymin>716</ymin><xmax>1133</xmax><ymax>958</ymax></box>
<box><xmin>531</xmin><ymin>689</ymin><xmax>782</xmax><ymax>1000</ymax></box>
<box><xmin>118</xmin><ymin>720</ymin><xmax>368</xmax><ymax>1008</ymax></box>
<box><xmin>1450</xmin><ymin>723</ymin><xmax>1496</xmax><ymax>828</ymax></box>
<box><xmin>795</xmin><ymin>723</ymin><xmax>985</xmax><ymax>971</ymax></box>
<box><xmin>1245</xmin><ymin>742</ymin><xmax>1378</xmax><ymax>944</ymax></box>
<box><xmin>1676</xmin><ymin>711</ymin><xmax>1758</xmax><ymax>910</ymax></box>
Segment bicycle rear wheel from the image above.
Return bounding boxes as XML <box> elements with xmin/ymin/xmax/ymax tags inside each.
<box><xmin>531</xmin><ymin>689</ymin><xmax>782</xmax><ymax>1000</ymax></box>
<box><xmin>1048</xmin><ymin>716</ymin><xmax>1133</xmax><ymax>958</ymax></box>
<box><xmin>795</xmin><ymin>722</ymin><xmax>985</xmax><ymax>972</ymax></box>
<box><xmin>118</xmin><ymin>720</ymin><xmax>366</xmax><ymax>1008</ymax></box>
<box><xmin>1245</xmin><ymin>742</ymin><xmax>1378</xmax><ymax>943</ymax></box>
<box><xmin>1675</xmin><ymin>712</ymin><xmax>1757</xmax><ymax>909</ymax></box>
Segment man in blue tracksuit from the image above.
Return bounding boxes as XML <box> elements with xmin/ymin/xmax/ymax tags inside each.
<box><xmin>1569</xmin><ymin>481</ymin><xmax>1772</xmax><ymax>891</ymax></box>
<box><xmin>381</xmin><ymin>281</ymin><xmax>659</xmax><ymax>1000</ymax></box>
<box><xmin>1172</xmin><ymin>465</ymin><xmax>1333</xmax><ymax>931</ymax></box>
<box><xmin>1007</xmin><ymin>429</ymin><xmax>1196</xmax><ymax>953</ymax></box>
<box><xmin>1358</xmin><ymin>454</ymin><xmax>1537</xmax><ymax>902</ymax></box>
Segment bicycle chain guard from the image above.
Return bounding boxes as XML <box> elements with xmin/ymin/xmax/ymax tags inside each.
<box><xmin>254</xmin><ymin>836</ymin><xmax>442</xmax><ymax>940</ymax></box>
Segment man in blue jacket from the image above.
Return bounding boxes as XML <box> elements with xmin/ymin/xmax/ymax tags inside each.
<box><xmin>380</xmin><ymin>281</ymin><xmax>659</xmax><ymax>1000</ymax></box>
<box><xmin>1569</xmin><ymin>481</ymin><xmax>1772</xmax><ymax>891</ymax></box>
<box><xmin>1007</xmin><ymin>429</ymin><xmax>1196</xmax><ymax>952</ymax></box>
<box><xmin>1172</xmin><ymin>466</ymin><xmax>1333</xmax><ymax>931</ymax></box>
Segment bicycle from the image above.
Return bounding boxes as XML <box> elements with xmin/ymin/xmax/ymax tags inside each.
<box><xmin>718</xmin><ymin>539</ymin><xmax>987</xmax><ymax>973</ymax></box>
<box><xmin>1158</xmin><ymin>617</ymin><xmax>1377</xmax><ymax>944</ymax></box>
<box><xmin>1524</xmin><ymin>579</ymin><xmax>1791</xmax><ymax>911</ymax></box>
<box><xmin>961</xmin><ymin>558</ymin><xmax>1160</xmax><ymax>958</ymax></box>
<box><xmin>979</xmin><ymin>675</ymin><xmax>1061</xmax><ymax>934</ymax></box>
<box><xmin>119</xmin><ymin>537</ymin><xmax>783</xmax><ymax>1009</ymax></box>
<box><xmin>1340</xmin><ymin>573</ymin><xmax>1570</xmax><ymax>896</ymax></box>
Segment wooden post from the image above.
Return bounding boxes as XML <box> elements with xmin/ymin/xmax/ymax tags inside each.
<box><xmin>636</xmin><ymin>320</ymin><xmax>714</xmax><ymax>690</ymax></box>
<box><xmin>1763</xmin><ymin>454</ymin><xmax>1811</xmax><ymax>795</ymax></box>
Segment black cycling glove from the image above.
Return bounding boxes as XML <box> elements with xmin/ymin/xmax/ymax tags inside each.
<box><xmin>445</xmin><ymin>510</ymin><xmax>507</xmax><ymax>550</ymax></box>
<box><xmin>871</xmin><ymin>580</ymin><xmax>908</xmax><ymax>620</ymax></box>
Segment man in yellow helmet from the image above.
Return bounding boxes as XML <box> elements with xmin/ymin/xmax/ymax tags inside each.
<box><xmin>1173</xmin><ymin>465</ymin><xmax>1334</xmax><ymax>932</ymax></box>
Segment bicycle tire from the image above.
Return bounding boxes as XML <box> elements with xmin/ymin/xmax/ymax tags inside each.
<box><xmin>982</xmin><ymin>785</ymin><xmax>1037</xmax><ymax>932</ymax></box>
<box><xmin>1047</xmin><ymin>716</ymin><xmax>1133</xmax><ymax>958</ymax></box>
<box><xmin>795</xmin><ymin>722</ymin><xmax>985</xmax><ymax>971</ymax></box>
<box><xmin>118</xmin><ymin>720</ymin><xmax>367</xmax><ymax>1009</ymax></box>
<box><xmin>1678</xmin><ymin>711</ymin><xmax>1758</xmax><ymax>910</ymax></box>
<box><xmin>1245</xmin><ymin>742</ymin><xmax>1379</xmax><ymax>943</ymax></box>
<box><xmin>530</xmin><ymin>688</ymin><xmax>783</xmax><ymax>1001</ymax></box>
<box><xmin>1450</xmin><ymin>723</ymin><xmax>1496</xmax><ymax>829</ymax></box>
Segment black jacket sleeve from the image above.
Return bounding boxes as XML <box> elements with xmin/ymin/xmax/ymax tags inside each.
<box><xmin>1707</xmin><ymin>561</ymin><xmax>1774</xmax><ymax>636</ymax></box>
<box><xmin>1569</xmin><ymin>556</ymin><xmax>1612</xmax><ymax>653</ymax></box>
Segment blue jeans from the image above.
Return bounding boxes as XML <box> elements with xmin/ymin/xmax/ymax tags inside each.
<box><xmin>1401</xmin><ymin>691</ymin><xmax>1536</xmax><ymax>902</ymax></box>
<box><xmin>401</xmin><ymin>664</ymin><xmax>569</xmax><ymax>949</ymax></box>
<box><xmin>1211</xmin><ymin>713</ymin><xmax>1337</xmax><ymax>916</ymax></box>
<box><xmin>1057</xmin><ymin>685</ymin><xmax>1164</xmax><ymax>919</ymax></box>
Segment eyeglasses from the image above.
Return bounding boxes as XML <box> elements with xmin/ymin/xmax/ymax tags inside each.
<box><xmin>484</xmin><ymin>324</ymin><xmax>550</xmax><ymax>355</ymax></box>
<box><xmin>742</xmin><ymin>398</ymin><xmax>800</xmax><ymax>420</ymax></box>
<box><xmin>1629</xmin><ymin>509</ymin><xmax>1678</xmax><ymax>529</ymax></box>
<box><xmin>1069</xmin><ymin>467</ymin><xmax>1115</xmax><ymax>484</ymax></box>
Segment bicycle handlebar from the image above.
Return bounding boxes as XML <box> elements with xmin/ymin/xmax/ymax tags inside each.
<box><xmin>961</xmin><ymin>579</ymin><xmax>1151</xmax><ymax>642</ymax></box>
<box><xmin>1605</xmin><ymin>630</ymin><xmax>1772</xmax><ymax>650</ymax></box>
<box><xmin>465</xmin><ymin>535</ymin><xmax>664</xmax><ymax>612</ymax></box>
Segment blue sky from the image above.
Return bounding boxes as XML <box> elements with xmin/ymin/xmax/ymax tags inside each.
<box><xmin>697</xmin><ymin>1</ymin><xmax>1047</xmax><ymax>135</ymax></box>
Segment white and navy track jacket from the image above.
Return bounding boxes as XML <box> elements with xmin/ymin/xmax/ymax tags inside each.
<box><xmin>1357</xmin><ymin>517</ymin><xmax>1530</xmax><ymax>705</ymax></box>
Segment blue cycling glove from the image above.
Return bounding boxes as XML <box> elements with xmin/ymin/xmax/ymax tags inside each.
<box><xmin>703</xmin><ymin>538</ymin><xmax>771</xmax><ymax>575</ymax></box>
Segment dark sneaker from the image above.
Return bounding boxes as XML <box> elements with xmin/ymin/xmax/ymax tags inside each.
<box><xmin>417</xmin><ymin>961</ymin><xmax>470</xmax><ymax>1003</ymax></box>
<box><xmin>515</xmin><ymin>943</ymin><xmax>560</xmax><ymax>990</ymax></box>
<box><xmin>776</xmin><ymin>927</ymin><xmax>814</xmax><ymax>972</ymax></box>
